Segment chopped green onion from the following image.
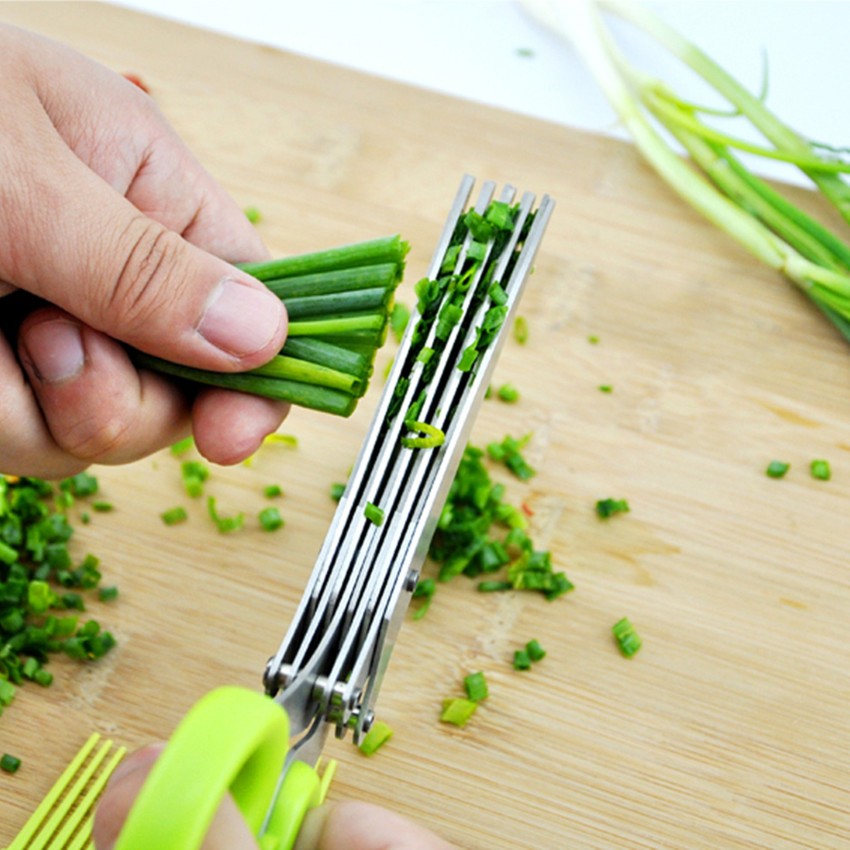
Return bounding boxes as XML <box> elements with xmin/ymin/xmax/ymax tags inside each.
<box><xmin>358</xmin><ymin>720</ymin><xmax>393</xmax><ymax>756</ymax></box>
<box><xmin>243</xmin><ymin>206</ymin><xmax>262</xmax><ymax>224</ymax></box>
<box><xmin>161</xmin><ymin>506</ymin><xmax>188</xmax><ymax>526</ymax></box>
<box><xmin>401</xmin><ymin>420</ymin><xmax>446</xmax><ymax>450</ymax></box>
<box><xmin>463</xmin><ymin>671</ymin><xmax>489</xmax><ymax>703</ymax></box>
<box><xmin>259</xmin><ymin>506</ymin><xmax>284</xmax><ymax>532</ymax></box>
<box><xmin>330</xmin><ymin>482</ymin><xmax>346</xmax><ymax>502</ymax></box>
<box><xmin>364</xmin><ymin>502</ymin><xmax>384</xmax><ymax>526</ymax></box>
<box><xmin>525</xmin><ymin>639</ymin><xmax>546</xmax><ymax>662</ymax></box>
<box><xmin>411</xmin><ymin>577</ymin><xmax>436</xmax><ymax>620</ymax></box>
<box><xmin>207</xmin><ymin>497</ymin><xmax>245</xmax><ymax>534</ymax></box>
<box><xmin>513</xmin><ymin>316</ymin><xmax>529</xmax><ymax>344</ymax></box>
<box><xmin>766</xmin><ymin>460</ymin><xmax>790</xmax><ymax>479</ymax></box>
<box><xmin>457</xmin><ymin>346</ymin><xmax>479</xmax><ymax>372</ymax></box>
<box><xmin>98</xmin><ymin>586</ymin><xmax>119</xmax><ymax>602</ymax></box>
<box><xmin>181</xmin><ymin>461</ymin><xmax>210</xmax><ymax>498</ymax></box>
<box><xmin>169</xmin><ymin>436</ymin><xmax>194</xmax><ymax>456</ymax></box>
<box><xmin>512</xmin><ymin>649</ymin><xmax>532</xmax><ymax>671</ymax></box>
<box><xmin>0</xmin><ymin>680</ymin><xmax>16</xmax><ymax>706</ymax></box>
<box><xmin>496</xmin><ymin>384</ymin><xmax>520</xmax><ymax>403</ymax></box>
<box><xmin>91</xmin><ymin>501</ymin><xmax>113</xmax><ymax>513</ymax></box>
<box><xmin>440</xmin><ymin>698</ymin><xmax>478</xmax><ymax>727</ymax></box>
<box><xmin>264</xmin><ymin>433</ymin><xmax>298</xmax><ymax>448</ymax></box>
<box><xmin>1</xmin><ymin>754</ymin><xmax>22</xmax><ymax>773</ymax></box>
<box><xmin>587</xmin><ymin>334</ymin><xmax>599</xmax><ymax>344</ymax></box>
<box><xmin>59</xmin><ymin>472</ymin><xmax>99</xmax><ymax>498</ymax></box>
<box><xmin>598</xmin><ymin>384</ymin><xmax>613</xmax><ymax>393</ymax></box>
<box><xmin>390</xmin><ymin>302</ymin><xmax>410</xmax><ymax>342</ymax></box>
<box><xmin>612</xmin><ymin>617</ymin><xmax>642</xmax><ymax>658</ymax></box>
<box><xmin>596</xmin><ymin>498</ymin><xmax>630</xmax><ymax>518</ymax></box>
<box><xmin>810</xmin><ymin>459</ymin><xmax>832</xmax><ymax>481</ymax></box>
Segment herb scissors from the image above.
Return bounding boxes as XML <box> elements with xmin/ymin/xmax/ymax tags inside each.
<box><xmin>110</xmin><ymin>175</ymin><xmax>554</xmax><ymax>850</ymax></box>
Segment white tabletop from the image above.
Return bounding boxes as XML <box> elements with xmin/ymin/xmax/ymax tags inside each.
<box><xmin>107</xmin><ymin>1</ymin><xmax>850</xmax><ymax>188</ymax></box>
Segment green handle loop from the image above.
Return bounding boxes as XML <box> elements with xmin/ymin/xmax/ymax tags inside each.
<box><xmin>113</xmin><ymin>686</ymin><xmax>319</xmax><ymax>850</ymax></box>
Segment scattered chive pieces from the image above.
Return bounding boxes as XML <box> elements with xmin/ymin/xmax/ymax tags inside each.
<box><xmin>259</xmin><ymin>506</ymin><xmax>284</xmax><ymax>532</ymax></box>
<box><xmin>92</xmin><ymin>501</ymin><xmax>113</xmax><ymax>513</ymax></box>
<box><xmin>98</xmin><ymin>586</ymin><xmax>119</xmax><ymax>602</ymax></box>
<box><xmin>598</xmin><ymin>384</ymin><xmax>613</xmax><ymax>393</ymax></box>
<box><xmin>243</xmin><ymin>206</ymin><xmax>262</xmax><ymax>224</ymax></box>
<box><xmin>330</xmin><ymin>482</ymin><xmax>346</xmax><ymax>502</ymax></box>
<box><xmin>766</xmin><ymin>460</ymin><xmax>790</xmax><ymax>479</ymax></box>
<box><xmin>440</xmin><ymin>698</ymin><xmax>478</xmax><ymax>727</ymax></box>
<box><xmin>810</xmin><ymin>459</ymin><xmax>831</xmax><ymax>481</ymax></box>
<box><xmin>401</xmin><ymin>420</ymin><xmax>446</xmax><ymax>450</ymax></box>
<box><xmin>588</xmin><ymin>335</ymin><xmax>599</xmax><ymax>344</ymax></box>
<box><xmin>496</xmin><ymin>384</ymin><xmax>520</xmax><ymax>403</ymax></box>
<box><xmin>359</xmin><ymin>720</ymin><xmax>394</xmax><ymax>756</ymax></box>
<box><xmin>612</xmin><ymin>617</ymin><xmax>642</xmax><ymax>657</ymax></box>
<box><xmin>525</xmin><ymin>639</ymin><xmax>546</xmax><ymax>662</ymax></box>
<box><xmin>263</xmin><ymin>484</ymin><xmax>284</xmax><ymax>499</ymax></box>
<box><xmin>1</xmin><ymin>754</ymin><xmax>22</xmax><ymax>774</ymax></box>
<box><xmin>596</xmin><ymin>497</ymin><xmax>630</xmax><ymax>518</ymax></box>
<box><xmin>181</xmin><ymin>461</ymin><xmax>209</xmax><ymax>498</ymax></box>
<box><xmin>0</xmin><ymin>680</ymin><xmax>16</xmax><ymax>706</ymax></box>
<box><xmin>512</xmin><ymin>649</ymin><xmax>532</xmax><ymax>671</ymax></box>
<box><xmin>390</xmin><ymin>303</ymin><xmax>411</xmax><ymax>342</ymax></box>
<box><xmin>463</xmin><ymin>671</ymin><xmax>489</xmax><ymax>703</ymax></box>
<box><xmin>207</xmin><ymin>497</ymin><xmax>245</xmax><ymax>534</ymax></box>
<box><xmin>264</xmin><ymin>433</ymin><xmax>298</xmax><ymax>448</ymax></box>
<box><xmin>59</xmin><ymin>472</ymin><xmax>99</xmax><ymax>498</ymax></box>
<box><xmin>364</xmin><ymin>502</ymin><xmax>384</xmax><ymax>526</ymax></box>
<box><xmin>486</xmin><ymin>434</ymin><xmax>535</xmax><ymax>480</ymax></box>
<box><xmin>169</xmin><ymin>436</ymin><xmax>194</xmax><ymax>456</ymax></box>
<box><xmin>160</xmin><ymin>506</ymin><xmax>188</xmax><ymax>526</ymax></box>
<box><xmin>411</xmin><ymin>577</ymin><xmax>436</xmax><ymax>620</ymax></box>
<box><xmin>513</xmin><ymin>316</ymin><xmax>529</xmax><ymax>344</ymax></box>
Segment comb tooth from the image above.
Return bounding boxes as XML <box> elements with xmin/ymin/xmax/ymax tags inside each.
<box><xmin>6</xmin><ymin>734</ymin><xmax>126</xmax><ymax>850</ymax></box>
<box><xmin>6</xmin><ymin>734</ymin><xmax>101</xmax><ymax>850</ymax></box>
<box><xmin>50</xmin><ymin>746</ymin><xmax>126</xmax><ymax>850</ymax></box>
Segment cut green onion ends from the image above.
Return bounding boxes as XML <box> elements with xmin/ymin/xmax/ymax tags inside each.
<box><xmin>810</xmin><ymin>459</ymin><xmax>831</xmax><ymax>481</ymax></box>
<box><xmin>440</xmin><ymin>697</ymin><xmax>478</xmax><ymax>728</ymax></box>
<box><xmin>358</xmin><ymin>720</ymin><xmax>393</xmax><ymax>756</ymax></box>
<box><xmin>528</xmin><ymin>0</ymin><xmax>850</xmax><ymax>345</ymax></box>
<box><xmin>133</xmin><ymin>236</ymin><xmax>409</xmax><ymax>417</ymax></box>
<box><xmin>463</xmin><ymin>671</ymin><xmax>489</xmax><ymax>703</ymax></box>
<box><xmin>612</xmin><ymin>616</ymin><xmax>642</xmax><ymax>657</ymax></box>
<box><xmin>596</xmin><ymin>497</ymin><xmax>630</xmax><ymax>518</ymax></box>
<box><xmin>1</xmin><ymin>753</ymin><xmax>22</xmax><ymax>773</ymax></box>
<box><xmin>766</xmin><ymin>460</ymin><xmax>790</xmax><ymax>479</ymax></box>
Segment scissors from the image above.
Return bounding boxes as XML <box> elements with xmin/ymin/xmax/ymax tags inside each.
<box><xmin>112</xmin><ymin>175</ymin><xmax>554</xmax><ymax>850</ymax></box>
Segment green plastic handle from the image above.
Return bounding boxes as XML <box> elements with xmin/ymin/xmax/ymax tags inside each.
<box><xmin>114</xmin><ymin>686</ymin><xmax>323</xmax><ymax>850</ymax></box>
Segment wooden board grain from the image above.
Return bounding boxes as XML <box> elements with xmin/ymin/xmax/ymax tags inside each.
<box><xmin>1</xmin><ymin>4</ymin><xmax>849</xmax><ymax>849</ymax></box>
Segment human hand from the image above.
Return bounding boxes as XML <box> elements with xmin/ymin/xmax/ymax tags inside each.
<box><xmin>93</xmin><ymin>744</ymin><xmax>458</xmax><ymax>850</ymax></box>
<box><xmin>0</xmin><ymin>24</ymin><xmax>289</xmax><ymax>479</ymax></box>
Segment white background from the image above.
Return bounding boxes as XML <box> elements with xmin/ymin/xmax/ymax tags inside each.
<box><xmin>107</xmin><ymin>0</ymin><xmax>850</xmax><ymax>188</ymax></box>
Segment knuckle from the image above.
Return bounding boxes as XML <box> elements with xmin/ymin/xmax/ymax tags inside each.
<box><xmin>105</xmin><ymin>216</ymin><xmax>184</xmax><ymax>333</ymax></box>
<box><xmin>57</xmin><ymin>410</ymin><xmax>135</xmax><ymax>463</ymax></box>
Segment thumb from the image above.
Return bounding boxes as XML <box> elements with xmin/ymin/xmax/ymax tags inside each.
<box><xmin>2</xmin><ymin>106</ymin><xmax>286</xmax><ymax>371</ymax></box>
<box><xmin>92</xmin><ymin>744</ymin><xmax>260</xmax><ymax>850</ymax></box>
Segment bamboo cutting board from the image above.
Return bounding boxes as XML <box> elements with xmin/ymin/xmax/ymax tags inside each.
<box><xmin>1</xmin><ymin>4</ymin><xmax>849</xmax><ymax>849</ymax></box>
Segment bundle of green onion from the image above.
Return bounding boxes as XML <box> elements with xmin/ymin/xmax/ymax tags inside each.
<box><xmin>134</xmin><ymin>235</ymin><xmax>409</xmax><ymax>416</ymax></box>
<box><xmin>525</xmin><ymin>0</ymin><xmax>850</xmax><ymax>341</ymax></box>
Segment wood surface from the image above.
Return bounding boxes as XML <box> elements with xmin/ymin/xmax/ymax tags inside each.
<box><xmin>1</xmin><ymin>4</ymin><xmax>849</xmax><ymax>849</ymax></box>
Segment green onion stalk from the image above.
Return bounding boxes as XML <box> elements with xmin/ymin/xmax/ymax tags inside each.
<box><xmin>133</xmin><ymin>236</ymin><xmax>409</xmax><ymax>416</ymax></box>
<box><xmin>523</xmin><ymin>0</ymin><xmax>850</xmax><ymax>341</ymax></box>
